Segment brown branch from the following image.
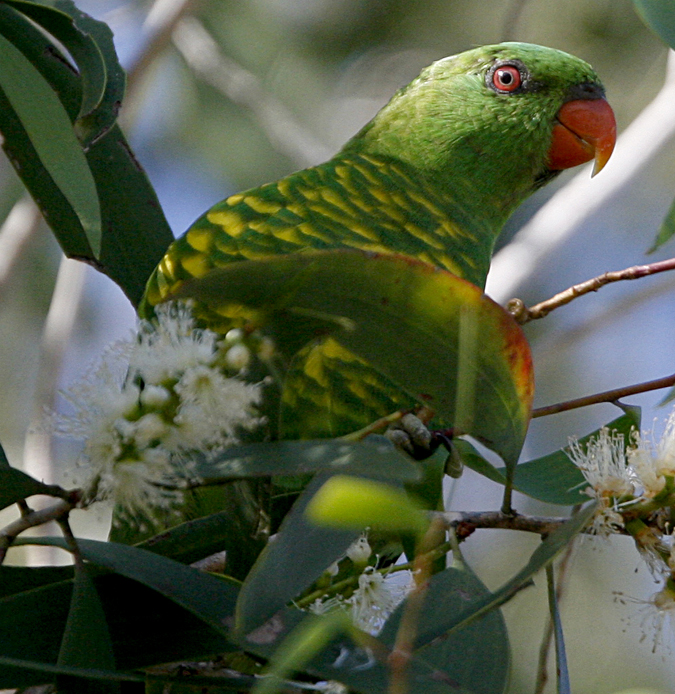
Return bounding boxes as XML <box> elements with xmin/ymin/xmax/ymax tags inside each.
<box><xmin>434</xmin><ymin>510</ymin><xmax>567</xmax><ymax>537</ymax></box>
<box><xmin>532</xmin><ymin>372</ymin><xmax>675</xmax><ymax>419</ymax></box>
<box><xmin>0</xmin><ymin>499</ymin><xmax>75</xmax><ymax>563</ymax></box>
<box><xmin>508</xmin><ymin>257</ymin><xmax>675</xmax><ymax>325</ymax></box>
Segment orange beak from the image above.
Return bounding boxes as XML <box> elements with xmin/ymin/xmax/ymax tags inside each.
<box><xmin>547</xmin><ymin>97</ymin><xmax>617</xmax><ymax>177</ymax></box>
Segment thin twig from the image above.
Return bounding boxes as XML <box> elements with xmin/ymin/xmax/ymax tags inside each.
<box><xmin>531</xmin><ymin>372</ymin><xmax>675</xmax><ymax>418</ymax></box>
<box><xmin>58</xmin><ymin>513</ymin><xmax>83</xmax><ymax>568</ymax></box>
<box><xmin>508</xmin><ymin>256</ymin><xmax>675</xmax><ymax>324</ymax></box>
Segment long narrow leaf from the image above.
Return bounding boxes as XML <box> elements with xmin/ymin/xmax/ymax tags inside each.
<box><xmin>0</xmin><ymin>30</ymin><xmax>101</xmax><ymax>255</ymax></box>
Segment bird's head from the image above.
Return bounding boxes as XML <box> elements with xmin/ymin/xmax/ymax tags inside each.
<box><xmin>347</xmin><ymin>42</ymin><xmax>616</xmax><ymax>227</ymax></box>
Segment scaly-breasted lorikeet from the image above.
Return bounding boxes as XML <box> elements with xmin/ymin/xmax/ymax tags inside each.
<box><xmin>138</xmin><ymin>42</ymin><xmax>616</xmax><ymax>443</ymax></box>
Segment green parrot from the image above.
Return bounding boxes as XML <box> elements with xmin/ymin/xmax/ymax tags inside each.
<box><xmin>138</xmin><ymin>41</ymin><xmax>616</xmax><ymax>444</ymax></box>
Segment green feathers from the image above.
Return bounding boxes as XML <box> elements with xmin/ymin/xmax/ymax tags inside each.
<box><xmin>139</xmin><ymin>42</ymin><xmax>609</xmax><ymax>437</ymax></box>
<box><xmin>141</xmin><ymin>42</ymin><xmax>604</xmax><ymax>317</ymax></box>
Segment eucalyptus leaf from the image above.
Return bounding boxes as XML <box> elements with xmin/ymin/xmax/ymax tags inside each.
<box><xmin>500</xmin><ymin>411</ymin><xmax>640</xmax><ymax>506</ymax></box>
<box><xmin>194</xmin><ymin>436</ymin><xmax>420</xmax><ymax>484</ymax></box>
<box><xmin>3</xmin><ymin>0</ymin><xmax>126</xmax><ymax>146</ymax></box>
<box><xmin>379</xmin><ymin>563</ymin><xmax>509</xmax><ymax>694</ymax></box>
<box><xmin>176</xmin><ymin>251</ymin><xmax>534</xmax><ymax>469</ymax></box>
<box><xmin>0</xmin><ymin>4</ymin><xmax>173</xmax><ymax>304</ymax></box>
<box><xmin>648</xmin><ymin>192</ymin><xmax>675</xmax><ymax>253</ymax></box>
<box><xmin>546</xmin><ymin>565</ymin><xmax>571</xmax><ymax>694</ymax></box>
<box><xmin>236</xmin><ymin>473</ymin><xmax>361</xmax><ymax>635</ymax></box>
<box><xmin>57</xmin><ymin>564</ymin><xmax>119</xmax><ymax>694</ymax></box>
<box><xmin>15</xmin><ymin>537</ymin><xmax>239</xmax><ymax>636</ymax></box>
<box><xmin>0</xmin><ymin>467</ymin><xmax>55</xmax><ymax>510</ymax></box>
<box><xmin>0</xmin><ymin>29</ymin><xmax>101</xmax><ymax>254</ymax></box>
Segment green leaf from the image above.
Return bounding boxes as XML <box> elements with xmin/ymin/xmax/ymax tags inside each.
<box><xmin>0</xmin><ymin>565</ymin><xmax>73</xmax><ymax>599</ymax></box>
<box><xmin>453</xmin><ymin>438</ymin><xmax>507</xmax><ymax>484</ymax></box>
<box><xmin>0</xmin><ymin>467</ymin><xmax>55</xmax><ymax>510</ymax></box>
<box><xmin>0</xmin><ymin>5</ymin><xmax>173</xmax><ymax>305</ymax></box>
<box><xmin>15</xmin><ymin>537</ymin><xmax>239</xmax><ymax>637</ymax></box>
<box><xmin>57</xmin><ymin>564</ymin><xmax>120</xmax><ymax>694</ymax></box>
<box><xmin>379</xmin><ymin>563</ymin><xmax>509</xmax><ymax>694</ymax></box>
<box><xmin>0</xmin><ymin>29</ymin><xmax>101</xmax><ymax>255</ymax></box>
<box><xmin>427</xmin><ymin>504</ymin><xmax>596</xmax><ymax>638</ymax></box>
<box><xmin>251</xmin><ymin>611</ymin><xmax>352</xmax><ymax>694</ymax></box>
<box><xmin>240</xmin><ymin>607</ymin><xmax>467</xmax><ymax>694</ymax></box>
<box><xmin>236</xmin><ymin>473</ymin><xmax>361</xmax><ymax>634</ymax></box>
<box><xmin>501</xmin><ymin>411</ymin><xmax>640</xmax><ymax>506</ymax></box>
<box><xmin>194</xmin><ymin>436</ymin><xmax>421</xmax><ymax>484</ymax></box>
<box><xmin>0</xmin><ymin>572</ymin><xmax>234</xmax><ymax>689</ymax></box>
<box><xmin>633</xmin><ymin>0</ymin><xmax>675</xmax><ymax>49</ymax></box>
<box><xmin>2</xmin><ymin>0</ymin><xmax>125</xmax><ymax>145</ymax></box>
<box><xmin>306</xmin><ymin>475</ymin><xmax>429</xmax><ymax>535</ymax></box>
<box><xmin>175</xmin><ymin>251</ymin><xmax>534</xmax><ymax>468</ymax></box>
<box><xmin>648</xmin><ymin>192</ymin><xmax>675</xmax><ymax>253</ymax></box>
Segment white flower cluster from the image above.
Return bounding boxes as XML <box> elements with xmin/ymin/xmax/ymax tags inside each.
<box><xmin>309</xmin><ymin>534</ymin><xmax>414</xmax><ymax>636</ymax></box>
<box><xmin>53</xmin><ymin>302</ymin><xmax>265</xmax><ymax>523</ymax></box>
<box><xmin>569</xmin><ymin>410</ymin><xmax>675</xmax><ymax>650</ymax></box>
<box><xmin>568</xmin><ymin>411</ymin><xmax>675</xmax><ymax>540</ymax></box>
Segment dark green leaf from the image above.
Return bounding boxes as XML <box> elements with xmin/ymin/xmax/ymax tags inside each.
<box><xmin>501</xmin><ymin>411</ymin><xmax>640</xmax><ymax>506</ymax></box>
<box><xmin>0</xmin><ymin>29</ymin><xmax>101</xmax><ymax>254</ymax></box>
<box><xmin>3</xmin><ymin>0</ymin><xmax>126</xmax><ymax>145</ymax></box>
<box><xmin>0</xmin><ymin>440</ymin><xmax>10</xmax><ymax>468</ymax></box>
<box><xmin>0</xmin><ymin>5</ymin><xmax>173</xmax><ymax>305</ymax></box>
<box><xmin>57</xmin><ymin>564</ymin><xmax>119</xmax><ymax>694</ymax></box>
<box><xmin>0</xmin><ymin>467</ymin><xmax>55</xmax><ymax>510</ymax></box>
<box><xmin>15</xmin><ymin>537</ymin><xmax>239</xmax><ymax>636</ymax></box>
<box><xmin>453</xmin><ymin>438</ymin><xmax>506</xmax><ymax>484</ymax></box>
<box><xmin>424</xmin><ymin>504</ymin><xmax>596</xmax><ymax>638</ymax></box>
<box><xmin>0</xmin><ymin>564</ymin><xmax>73</xmax><ymax>599</ymax></box>
<box><xmin>379</xmin><ymin>564</ymin><xmax>509</xmax><ymax>694</ymax></box>
<box><xmin>236</xmin><ymin>473</ymin><xmax>361</xmax><ymax>634</ymax></box>
<box><xmin>176</xmin><ymin>251</ymin><xmax>534</xmax><ymax>468</ymax></box>
<box><xmin>633</xmin><ymin>0</ymin><xmax>675</xmax><ymax>49</ymax></box>
<box><xmin>0</xmin><ymin>572</ymin><xmax>235</xmax><ymax>689</ymax></box>
<box><xmin>194</xmin><ymin>436</ymin><xmax>421</xmax><ymax>484</ymax></box>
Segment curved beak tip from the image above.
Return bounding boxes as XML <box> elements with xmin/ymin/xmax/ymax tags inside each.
<box><xmin>549</xmin><ymin>97</ymin><xmax>617</xmax><ymax>177</ymax></box>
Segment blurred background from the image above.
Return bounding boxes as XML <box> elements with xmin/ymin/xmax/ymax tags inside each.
<box><xmin>0</xmin><ymin>0</ymin><xmax>674</xmax><ymax>691</ymax></box>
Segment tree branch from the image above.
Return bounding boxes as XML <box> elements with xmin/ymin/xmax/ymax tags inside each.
<box><xmin>0</xmin><ymin>498</ymin><xmax>75</xmax><ymax>563</ymax></box>
<box><xmin>435</xmin><ymin>510</ymin><xmax>568</xmax><ymax>537</ymax></box>
<box><xmin>531</xmin><ymin>372</ymin><xmax>675</xmax><ymax>418</ymax></box>
<box><xmin>508</xmin><ymin>257</ymin><xmax>675</xmax><ymax>324</ymax></box>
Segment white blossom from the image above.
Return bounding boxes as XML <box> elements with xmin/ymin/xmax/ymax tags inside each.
<box><xmin>567</xmin><ymin>428</ymin><xmax>634</xmax><ymax>536</ymax></box>
<box><xmin>348</xmin><ymin>567</ymin><xmax>413</xmax><ymax>635</ymax></box>
<box><xmin>346</xmin><ymin>533</ymin><xmax>371</xmax><ymax>565</ymax></box>
<box><xmin>52</xmin><ymin>302</ymin><xmax>264</xmax><ymax>523</ymax></box>
<box><xmin>629</xmin><ymin>411</ymin><xmax>675</xmax><ymax>498</ymax></box>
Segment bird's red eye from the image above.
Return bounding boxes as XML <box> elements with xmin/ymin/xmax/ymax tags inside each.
<box><xmin>492</xmin><ymin>65</ymin><xmax>522</xmax><ymax>92</ymax></box>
